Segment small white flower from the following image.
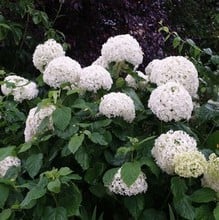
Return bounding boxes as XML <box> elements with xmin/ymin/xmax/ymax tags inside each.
<box><xmin>151</xmin><ymin>130</ymin><xmax>198</xmax><ymax>174</ymax></box>
<box><xmin>24</xmin><ymin>104</ymin><xmax>56</xmax><ymax>142</ymax></box>
<box><xmin>0</xmin><ymin>156</ymin><xmax>21</xmax><ymax>177</ymax></box>
<box><xmin>33</xmin><ymin>39</ymin><xmax>65</xmax><ymax>72</ymax></box>
<box><xmin>99</xmin><ymin>92</ymin><xmax>135</xmax><ymax>123</ymax></box>
<box><xmin>108</xmin><ymin>168</ymin><xmax>148</xmax><ymax>196</ymax></box>
<box><xmin>1</xmin><ymin>75</ymin><xmax>38</xmax><ymax>102</ymax></box>
<box><xmin>101</xmin><ymin>34</ymin><xmax>143</xmax><ymax>67</ymax></box>
<box><xmin>173</xmin><ymin>151</ymin><xmax>207</xmax><ymax>178</ymax></box>
<box><xmin>125</xmin><ymin>71</ymin><xmax>149</xmax><ymax>90</ymax></box>
<box><xmin>92</xmin><ymin>56</ymin><xmax>108</xmax><ymax>69</ymax></box>
<box><xmin>43</xmin><ymin>56</ymin><xmax>82</xmax><ymax>89</ymax></box>
<box><xmin>79</xmin><ymin>65</ymin><xmax>113</xmax><ymax>92</ymax></box>
<box><xmin>148</xmin><ymin>82</ymin><xmax>193</xmax><ymax>122</ymax></box>
<box><xmin>146</xmin><ymin>56</ymin><xmax>199</xmax><ymax>97</ymax></box>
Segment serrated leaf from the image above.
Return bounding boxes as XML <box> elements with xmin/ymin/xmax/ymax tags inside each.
<box><xmin>25</xmin><ymin>153</ymin><xmax>43</xmax><ymax>178</ymax></box>
<box><xmin>102</xmin><ymin>168</ymin><xmax>119</xmax><ymax>186</ymax></box>
<box><xmin>42</xmin><ymin>207</ymin><xmax>68</xmax><ymax>220</ymax></box>
<box><xmin>121</xmin><ymin>162</ymin><xmax>141</xmax><ymax>187</ymax></box>
<box><xmin>75</xmin><ymin>146</ymin><xmax>89</xmax><ymax>170</ymax></box>
<box><xmin>171</xmin><ymin>177</ymin><xmax>188</xmax><ymax>200</ymax></box>
<box><xmin>190</xmin><ymin>188</ymin><xmax>216</xmax><ymax>203</ymax></box>
<box><xmin>0</xmin><ymin>184</ymin><xmax>9</xmax><ymax>208</ymax></box>
<box><xmin>68</xmin><ymin>134</ymin><xmax>84</xmax><ymax>154</ymax></box>
<box><xmin>47</xmin><ymin>179</ymin><xmax>61</xmax><ymax>193</ymax></box>
<box><xmin>89</xmin><ymin>132</ymin><xmax>108</xmax><ymax>146</ymax></box>
<box><xmin>53</xmin><ymin>106</ymin><xmax>71</xmax><ymax>131</ymax></box>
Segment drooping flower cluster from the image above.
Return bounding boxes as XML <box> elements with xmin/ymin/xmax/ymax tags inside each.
<box><xmin>151</xmin><ymin>130</ymin><xmax>198</xmax><ymax>174</ymax></box>
<box><xmin>125</xmin><ymin>71</ymin><xmax>149</xmax><ymax>90</ymax></box>
<box><xmin>202</xmin><ymin>154</ymin><xmax>219</xmax><ymax>192</ymax></box>
<box><xmin>99</xmin><ymin>92</ymin><xmax>135</xmax><ymax>123</ymax></box>
<box><xmin>101</xmin><ymin>34</ymin><xmax>143</xmax><ymax>67</ymax></box>
<box><xmin>145</xmin><ymin>56</ymin><xmax>199</xmax><ymax>97</ymax></box>
<box><xmin>43</xmin><ymin>56</ymin><xmax>82</xmax><ymax>89</ymax></box>
<box><xmin>79</xmin><ymin>65</ymin><xmax>113</xmax><ymax>92</ymax></box>
<box><xmin>173</xmin><ymin>151</ymin><xmax>207</xmax><ymax>178</ymax></box>
<box><xmin>0</xmin><ymin>156</ymin><xmax>21</xmax><ymax>177</ymax></box>
<box><xmin>33</xmin><ymin>39</ymin><xmax>65</xmax><ymax>72</ymax></box>
<box><xmin>148</xmin><ymin>82</ymin><xmax>193</xmax><ymax>122</ymax></box>
<box><xmin>24</xmin><ymin>104</ymin><xmax>56</xmax><ymax>142</ymax></box>
<box><xmin>1</xmin><ymin>75</ymin><xmax>39</xmax><ymax>102</ymax></box>
<box><xmin>108</xmin><ymin>168</ymin><xmax>148</xmax><ymax>196</ymax></box>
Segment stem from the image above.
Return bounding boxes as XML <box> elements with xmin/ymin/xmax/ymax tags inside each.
<box><xmin>52</xmin><ymin>193</ymin><xmax>58</xmax><ymax>207</ymax></box>
<box><xmin>53</xmin><ymin>2</ymin><xmax>63</xmax><ymax>26</ymax></box>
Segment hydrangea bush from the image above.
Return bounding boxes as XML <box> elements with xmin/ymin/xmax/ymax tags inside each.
<box><xmin>0</xmin><ymin>33</ymin><xmax>219</xmax><ymax>220</ymax></box>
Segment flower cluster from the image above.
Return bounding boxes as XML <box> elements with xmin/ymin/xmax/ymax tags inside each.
<box><xmin>148</xmin><ymin>82</ymin><xmax>193</xmax><ymax>122</ymax></box>
<box><xmin>79</xmin><ymin>65</ymin><xmax>113</xmax><ymax>92</ymax></box>
<box><xmin>108</xmin><ymin>168</ymin><xmax>148</xmax><ymax>196</ymax></box>
<box><xmin>92</xmin><ymin>56</ymin><xmax>108</xmax><ymax>69</ymax></box>
<box><xmin>146</xmin><ymin>56</ymin><xmax>199</xmax><ymax>97</ymax></box>
<box><xmin>43</xmin><ymin>56</ymin><xmax>82</xmax><ymax>89</ymax></box>
<box><xmin>151</xmin><ymin>130</ymin><xmax>197</xmax><ymax>174</ymax></box>
<box><xmin>101</xmin><ymin>34</ymin><xmax>143</xmax><ymax>67</ymax></box>
<box><xmin>33</xmin><ymin>39</ymin><xmax>65</xmax><ymax>72</ymax></box>
<box><xmin>125</xmin><ymin>71</ymin><xmax>149</xmax><ymax>90</ymax></box>
<box><xmin>173</xmin><ymin>151</ymin><xmax>207</xmax><ymax>178</ymax></box>
<box><xmin>202</xmin><ymin>154</ymin><xmax>219</xmax><ymax>192</ymax></box>
<box><xmin>0</xmin><ymin>156</ymin><xmax>21</xmax><ymax>177</ymax></box>
<box><xmin>24</xmin><ymin>104</ymin><xmax>56</xmax><ymax>142</ymax></box>
<box><xmin>99</xmin><ymin>92</ymin><xmax>135</xmax><ymax>123</ymax></box>
<box><xmin>1</xmin><ymin>75</ymin><xmax>38</xmax><ymax>102</ymax></box>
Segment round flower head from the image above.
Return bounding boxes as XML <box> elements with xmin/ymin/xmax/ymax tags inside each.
<box><xmin>33</xmin><ymin>39</ymin><xmax>65</xmax><ymax>72</ymax></box>
<box><xmin>202</xmin><ymin>154</ymin><xmax>219</xmax><ymax>192</ymax></box>
<box><xmin>1</xmin><ymin>75</ymin><xmax>39</xmax><ymax>102</ymax></box>
<box><xmin>24</xmin><ymin>104</ymin><xmax>56</xmax><ymax>142</ymax></box>
<box><xmin>125</xmin><ymin>71</ymin><xmax>149</xmax><ymax>90</ymax></box>
<box><xmin>148</xmin><ymin>56</ymin><xmax>199</xmax><ymax>97</ymax></box>
<box><xmin>99</xmin><ymin>92</ymin><xmax>135</xmax><ymax>123</ymax></box>
<box><xmin>0</xmin><ymin>156</ymin><xmax>21</xmax><ymax>177</ymax></box>
<box><xmin>108</xmin><ymin>168</ymin><xmax>148</xmax><ymax>196</ymax></box>
<box><xmin>101</xmin><ymin>34</ymin><xmax>143</xmax><ymax>67</ymax></box>
<box><xmin>148</xmin><ymin>82</ymin><xmax>193</xmax><ymax>122</ymax></box>
<box><xmin>43</xmin><ymin>56</ymin><xmax>82</xmax><ymax>89</ymax></box>
<box><xmin>92</xmin><ymin>56</ymin><xmax>108</xmax><ymax>69</ymax></box>
<box><xmin>79</xmin><ymin>65</ymin><xmax>113</xmax><ymax>92</ymax></box>
<box><xmin>145</xmin><ymin>59</ymin><xmax>161</xmax><ymax>75</ymax></box>
<box><xmin>151</xmin><ymin>130</ymin><xmax>197</xmax><ymax>174</ymax></box>
<box><xmin>173</xmin><ymin>151</ymin><xmax>207</xmax><ymax>178</ymax></box>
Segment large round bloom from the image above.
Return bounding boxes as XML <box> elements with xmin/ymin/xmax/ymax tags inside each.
<box><xmin>0</xmin><ymin>156</ymin><xmax>21</xmax><ymax>177</ymax></box>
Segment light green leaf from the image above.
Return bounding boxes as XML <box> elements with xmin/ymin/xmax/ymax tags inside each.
<box><xmin>59</xmin><ymin>167</ymin><xmax>72</xmax><ymax>176</ymax></box>
<box><xmin>89</xmin><ymin>132</ymin><xmax>108</xmax><ymax>146</ymax></box>
<box><xmin>0</xmin><ymin>184</ymin><xmax>9</xmax><ymax>208</ymax></box>
<box><xmin>19</xmin><ymin>142</ymin><xmax>32</xmax><ymax>153</ymax></box>
<box><xmin>0</xmin><ymin>146</ymin><xmax>15</xmax><ymax>161</ymax></box>
<box><xmin>42</xmin><ymin>207</ymin><xmax>68</xmax><ymax>220</ymax></box>
<box><xmin>68</xmin><ymin>134</ymin><xmax>84</xmax><ymax>154</ymax></box>
<box><xmin>53</xmin><ymin>106</ymin><xmax>72</xmax><ymax>131</ymax></box>
<box><xmin>190</xmin><ymin>188</ymin><xmax>216</xmax><ymax>203</ymax></box>
<box><xmin>47</xmin><ymin>179</ymin><xmax>61</xmax><ymax>193</ymax></box>
<box><xmin>102</xmin><ymin>168</ymin><xmax>119</xmax><ymax>186</ymax></box>
<box><xmin>214</xmin><ymin>203</ymin><xmax>219</xmax><ymax>220</ymax></box>
<box><xmin>0</xmin><ymin>209</ymin><xmax>12</xmax><ymax>220</ymax></box>
<box><xmin>75</xmin><ymin>146</ymin><xmax>89</xmax><ymax>170</ymax></box>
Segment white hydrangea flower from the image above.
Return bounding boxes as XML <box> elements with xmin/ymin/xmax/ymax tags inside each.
<box><xmin>43</xmin><ymin>56</ymin><xmax>82</xmax><ymax>89</ymax></box>
<box><xmin>79</xmin><ymin>65</ymin><xmax>113</xmax><ymax>92</ymax></box>
<box><xmin>145</xmin><ymin>59</ymin><xmax>161</xmax><ymax>75</ymax></box>
<box><xmin>0</xmin><ymin>156</ymin><xmax>21</xmax><ymax>177</ymax></box>
<box><xmin>151</xmin><ymin>130</ymin><xmax>198</xmax><ymax>174</ymax></box>
<box><xmin>173</xmin><ymin>151</ymin><xmax>207</xmax><ymax>178</ymax></box>
<box><xmin>108</xmin><ymin>168</ymin><xmax>148</xmax><ymax>196</ymax></box>
<box><xmin>33</xmin><ymin>39</ymin><xmax>65</xmax><ymax>72</ymax></box>
<box><xmin>92</xmin><ymin>56</ymin><xmax>108</xmax><ymax>69</ymax></box>
<box><xmin>147</xmin><ymin>56</ymin><xmax>199</xmax><ymax>97</ymax></box>
<box><xmin>148</xmin><ymin>82</ymin><xmax>193</xmax><ymax>122</ymax></box>
<box><xmin>101</xmin><ymin>34</ymin><xmax>143</xmax><ymax>67</ymax></box>
<box><xmin>125</xmin><ymin>71</ymin><xmax>149</xmax><ymax>90</ymax></box>
<box><xmin>24</xmin><ymin>104</ymin><xmax>56</xmax><ymax>142</ymax></box>
<box><xmin>202</xmin><ymin>154</ymin><xmax>219</xmax><ymax>192</ymax></box>
<box><xmin>1</xmin><ymin>75</ymin><xmax>39</xmax><ymax>102</ymax></box>
<box><xmin>99</xmin><ymin>92</ymin><xmax>135</xmax><ymax>123</ymax></box>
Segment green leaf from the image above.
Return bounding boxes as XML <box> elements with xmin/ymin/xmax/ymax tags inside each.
<box><xmin>89</xmin><ymin>184</ymin><xmax>106</xmax><ymax>198</ymax></box>
<box><xmin>171</xmin><ymin>177</ymin><xmax>188</xmax><ymax>200</ymax></box>
<box><xmin>19</xmin><ymin>142</ymin><xmax>32</xmax><ymax>153</ymax></box>
<box><xmin>47</xmin><ymin>179</ymin><xmax>61</xmax><ymax>193</ymax></box>
<box><xmin>89</xmin><ymin>132</ymin><xmax>108</xmax><ymax>146</ymax></box>
<box><xmin>173</xmin><ymin>36</ymin><xmax>181</xmax><ymax>48</ymax></box>
<box><xmin>195</xmin><ymin>205</ymin><xmax>214</xmax><ymax>220</ymax></box>
<box><xmin>68</xmin><ymin>134</ymin><xmax>84</xmax><ymax>154</ymax></box>
<box><xmin>211</xmin><ymin>55</ymin><xmax>219</xmax><ymax>65</ymax></box>
<box><xmin>124</xmin><ymin>195</ymin><xmax>144</xmax><ymax>220</ymax></box>
<box><xmin>168</xmin><ymin>204</ymin><xmax>175</xmax><ymax>220</ymax></box>
<box><xmin>59</xmin><ymin>167</ymin><xmax>73</xmax><ymax>176</ymax></box>
<box><xmin>53</xmin><ymin>107</ymin><xmax>72</xmax><ymax>131</ymax></box>
<box><xmin>214</xmin><ymin>203</ymin><xmax>219</xmax><ymax>220</ymax></box>
<box><xmin>42</xmin><ymin>207</ymin><xmax>68</xmax><ymax>220</ymax></box>
<box><xmin>139</xmin><ymin>209</ymin><xmax>167</xmax><ymax>220</ymax></box>
<box><xmin>140</xmin><ymin>156</ymin><xmax>160</xmax><ymax>178</ymax></box>
<box><xmin>102</xmin><ymin>168</ymin><xmax>119</xmax><ymax>186</ymax></box>
<box><xmin>206</xmin><ymin>131</ymin><xmax>219</xmax><ymax>149</ymax></box>
<box><xmin>121</xmin><ymin>162</ymin><xmax>141</xmax><ymax>187</ymax></box>
<box><xmin>91</xmin><ymin>119</ymin><xmax>112</xmax><ymax>130</ymax></box>
<box><xmin>0</xmin><ymin>209</ymin><xmax>12</xmax><ymax>220</ymax></box>
<box><xmin>0</xmin><ymin>146</ymin><xmax>16</xmax><ymax>161</ymax></box>
<box><xmin>75</xmin><ymin>146</ymin><xmax>89</xmax><ymax>170</ymax></box>
<box><xmin>25</xmin><ymin>153</ymin><xmax>43</xmax><ymax>178</ymax></box>
<box><xmin>58</xmin><ymin>184</ymin><xmax>82</xmax><ymax>216</ymax></box>
<box><xmin>190</xmin><ymin>188</ymin><xmax>216</xmax><ymax>203</ymax></box>
<box><xmin>0</xmin><ymin>184</ymin><xmax>9</xmax><ymax>208</ymax></box>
